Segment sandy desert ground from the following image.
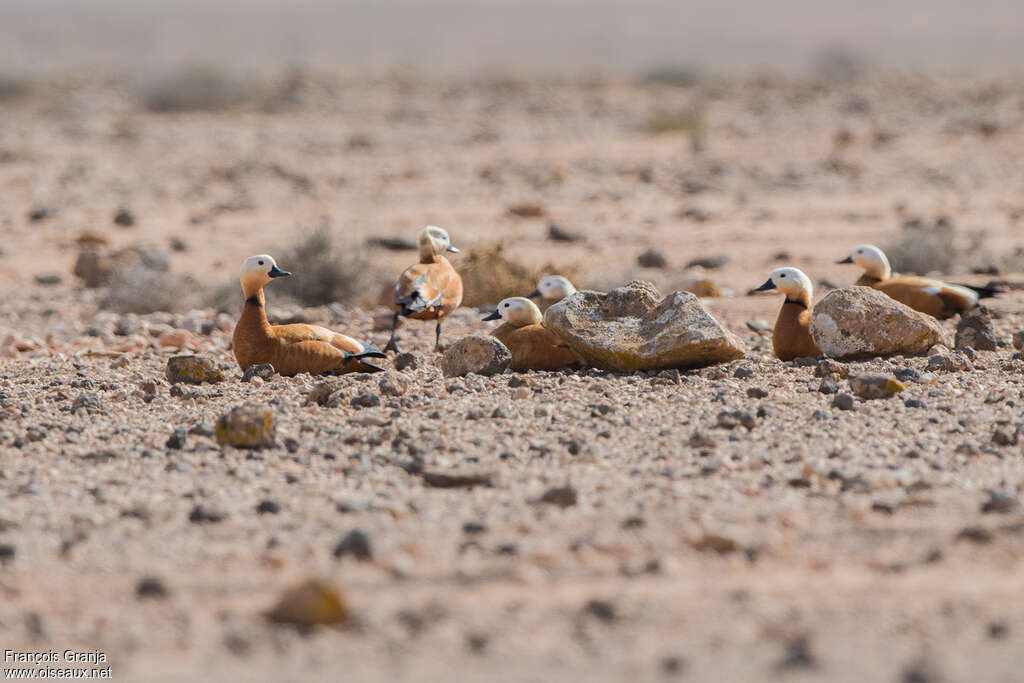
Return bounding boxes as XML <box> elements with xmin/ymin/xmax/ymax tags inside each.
<box><xmin>2</xmin><ymin>71</ymin><xmax>1024</xmax><ymax>682</ymax></box>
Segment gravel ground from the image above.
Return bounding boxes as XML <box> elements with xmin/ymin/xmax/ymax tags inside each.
<box><xmin>2</xmin><ymin>75</ymin><xmax>1024</xmax><ymax>681</ymax></box>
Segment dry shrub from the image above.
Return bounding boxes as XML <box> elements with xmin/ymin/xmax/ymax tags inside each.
<box><xmin>272</xmin><ymin>228</ymin><xmax>378</xmax><ymax>307</ymax></box>
<box><xmin>883</xmin><ymin>218</ymin><xmax>956</xmax><ymax>275</ymax></box>
<box><xmin>645</xmin><ymin>109</ymin><xmax>706</xmax><ymax>135</ymax></box>
<box><xmin>456</xmin><ymin>244</ymin><xmax>577</xmax><ymax>308</ymax></box>
<box><xmin>103</xmin><ymin>266</ymin><xmax>197</xmax><ymax>314</ymax></box>
<box><xmin>143</xmin><ymin>65</ymin><xmax>249</xmax><ymax>113</ymax></box>
<box><xmin>640</xmin><ymin>66</ymin><xmax>702</xmax><ymax>88</ymax></box>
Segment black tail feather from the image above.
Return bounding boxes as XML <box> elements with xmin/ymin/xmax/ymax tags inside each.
<box><xmin>954</xmin><ymin>283</ymin><xmax>1003</xmax><ymax>299</ymax></box>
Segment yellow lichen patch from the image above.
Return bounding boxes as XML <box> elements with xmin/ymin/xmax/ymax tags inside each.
<box><xmin>165</xmin><ymin>355</ymin><xmax>226</xmax><ymax>385</ymax></box>
<box><xmin>265</xmin><ymin>578</ymin><xmax>350</xmax><ymax>630</ymax></box>
<box><xmin>215</xmin><ymin>404</ymin><xmax>275</xmax><ymax>448</ymax></box>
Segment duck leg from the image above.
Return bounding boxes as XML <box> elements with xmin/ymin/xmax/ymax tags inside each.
<box><xmin>383</xmin><ymin>313</ymin><xmax>401</xmax><ymax>353</ymax></box>
<box><xmin>434</xmin><ymin>321</ymin><xmax>443</xmax><ymax>352</ymax></box>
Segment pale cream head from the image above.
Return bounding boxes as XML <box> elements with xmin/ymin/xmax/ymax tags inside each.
<box><xmin>532</xmin><ymin>275</ymin><xmax>577</xmax><ymax>302</ymax></box>
<box><xmin>762</xmin><ymin>267</ymin><xmax>814</xmax><ymax>303</ymax></box>
<box><xmin>846</xmin><ymin>244</ymin><xmax>892</xmax><ymax>280</ymax></box>
<box><xmin>240</xmin><ymin>254</ymin><xmax>290</xmax><ymax>298</ymax></box>
<box><xmin>418</xmin><ymin>225</ymin><xmax>459</xmax><ymax>260</ymax></box>
<box><xmin>486</xmin><ymin>297</ymin><xmax>543</xmax><ymax>327</ymax></box>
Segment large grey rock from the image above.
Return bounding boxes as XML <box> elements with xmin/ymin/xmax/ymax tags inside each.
<box><xmin>441</xmin><ymin>336</ymin><xmax>511</xmax><ymax>377</ymax></box>
<box><xmin>543</xmin><ymin>280</ymin><xmax>745</xmax><ymax>371</ymax></box>
<box><xmin>810</xmin><ymin>287</ymin><xmax>944</xmax><ymax>359</ymax></box>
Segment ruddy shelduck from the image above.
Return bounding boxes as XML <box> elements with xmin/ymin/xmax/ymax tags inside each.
<box><xmin>837</xmin><ymin>244</ymin><xmax>995</xmax><ymax>319</ymax></box>
<box><xmin>527</xmin><ymin>275</ymin><xmax>577</xmax><ymax>307</ymax></box>
<box><xmin>385</xmin><ymin>226</ymin><xmax>463</xmax><ymax>352</ymax></box>
<box><xmin>232</xmin><ymin>255</ymin><xmax>385</xmax><ymax>375</ymax></box>
<box><xmin>753</xmin><ymin>267</ymin><xmax>822</xmax><ymax>361</ymax></box>
<box><xmin>482</xmin><ymin>297</ymin><xmax>582</xmax><ymax>371</ymax></box>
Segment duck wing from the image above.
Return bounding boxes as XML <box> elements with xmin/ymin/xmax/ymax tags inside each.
<box><xmin>394</xmin><ymin>265</ymin><xmax>443</xmax><ymax>315</ymax></box>
<box><xmin>272</xmin><ymin>324</ymin><xmax>386</xmax><ymax>374</ymax></box>
<box><xmin>875</xmin><ymin>276</ymin><xmax>977</xmax><ymax>318</ymax></box>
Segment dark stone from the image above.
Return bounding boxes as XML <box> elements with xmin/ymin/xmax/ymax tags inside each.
<box><xmin>188</xmin><ymin>505</ymin><xmax>226</xmax><ymax>524</ymax></box>
<box><xmin>242</xmin><ymin>364</ymin><xmax>275</xmax><ymax>382</ymax></box>
<box><xmin>135</xmin><ymin>576</ymin><xmax>169</xmax><ymax>599</ymax></box>
<box><xmin>256</xmin><ymin>499</ymin><xmax>280</xmax><ymax>514</ymax></box>
<box><xmin>393</xmin><ymin>352</ymin><xmax>421</xmax><ymax>371</ymax></box>
<box><xmin>113</xmin><ymin>208</ymin><xmax>136</xmax><ymax>227</ymax></box>
<box><xmin>165</xmin><ymin>427</ymin><xmax>187</xmax><ymax>450</ymax></box>
<box><xmin>583</xmin><ymin>599</ymin><xmax>617</xmax><ymax>622</ymax></box>
<box><xmin>350</xmin><ymin>392</ymin><xmax>381</xmax><ymax>409</ymax></box>
<box><xmin>537</xmin><ymin>485</ymin><xmax>577</xmax><ymax>508</ymax></box>
<box><xmin>637</xmin><ymin>248</ymin><xmax>668</xmax><ymax>269</ymax></box>
<box><xmin>333</xmin><ymin>529</ymin><xmax>373</xmax><ymax>561</ymax></box>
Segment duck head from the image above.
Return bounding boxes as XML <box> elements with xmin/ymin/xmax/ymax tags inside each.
<box><xmin>528</xmin><ymin>275</ymin><xmax>577</xmax><ymax>302</ymax></box>
<box><xmin>482</xmin><ymin>297</ymin><xmax>543</xmax><ymax>327</ymax></box>
<box><xmin>837</xmin><ymin>244</ymin><xmax>891</xmax><ymax>280</ymax></box>
<box><xmin>753</xmin><ymin>267</ymin><xmax>813</xmax><ymax>306</ymax></box>
<box><xmin>240</xmin><ymin>254</ymin><xmax>291</xmax><ymax>299</ymax></box>
<box><xmin>418</xmin><ymin>225</ymin><xmax>459</xmax><ymax>262</ymax></box>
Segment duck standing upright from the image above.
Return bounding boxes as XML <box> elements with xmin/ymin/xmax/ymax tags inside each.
<box><xmin>482</xmin><ymin>297</ymin><xmax>582</xmax><ymax>371</ymax></box>
<box><xmin>232</xmin><ymin>255</ymin><xmax>385</xmax><ymax>375</ymax></box>
<box><xmin>527</xmin><ymin>275</ymin><xmax>577</xmax><ymax>310</ymax></box>
<box><xmin>837</xmin><ymin>244</ymin><xmax>995</xmax><ymax>319</ymax></box>
<box><xmin>753</xmin><ymin>267</ymin><xmax>821</xmax><ymax>361</ymax></box>
<box><xmin>386</xmin><ymin>226</ymin><xmax>463</xmax><ymax>352</ymax></box>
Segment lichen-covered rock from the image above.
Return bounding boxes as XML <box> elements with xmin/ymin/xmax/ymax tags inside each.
<box><xmin>215</xmin><ymin>404</ymin><xmax>275</xmax><ymax>448</ymax></box>
<box><xmin>849</xmin><ymin>374</ymin><xmax>905</xmax><ymax>399</ymax></box>
<box><xmin>242</xmin><ymin>363</ymin><xmax>275</xmax><ymax>382</ymax></box>
<box><xmin>165</xmin><ymin>355</ymin><xmax>226</xmax><ymax>384</ymax></box>
<box><xmin>810</xmin><ymin>287</ymin><xmax>944</xmax><ymax>359</ymax></box>
<box><xmin>264</xmin><ymin>578</ymin><xmax>349</xmax><ymax>629</ymax></box>
<box><xmin>441</xmin><ymin>336</ymin><xmax>511</xmax><ymax>377</ymax></box>
<box><xmin>306</xmin><ymin>379</ymin><xmax>346</xmax><ymax>406</ymax></box>
<box><xmin>543</xmin><ymin>281</ymin><xmax>745</xmax><ymax>371</ymax></box>
<box><xmin>955</xmin><ymin>308</ymin><xmax>999</xmax><ymax>351</ymax></box>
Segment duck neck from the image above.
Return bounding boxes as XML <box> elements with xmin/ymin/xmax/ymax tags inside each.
<box><xmin>239</xmin><ymin>287</ymin><xmax>273</xmax><ymax>338</ymax></box>
<box><xmin>419</xmin><ymin>246</ymin><xmax>440</xmax><ymax>264</ymax></box>
<box><xmin>784</xmin><ymin>291</ymin><xmax>811</xmax><ymax>309</ymax></box>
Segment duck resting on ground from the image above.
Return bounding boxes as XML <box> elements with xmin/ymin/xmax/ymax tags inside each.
<box><xmin>386</xmin><ymin>226</ymin><xmax>463</xmax><ymax>353</ymax></box>
<box><xmin>527</xmin><ymin>275</ymin><xmax>577</xmax><ymax>308</ymax></box>
<box><xmin>232</xmin><ymin>254</ymin><xmax>385</xmax><ymax>376</ymax></box>
<box><xmin>837</xmin><ymin>244</ymin><xmax>997</xmax><ymax>319</ymax></box>
<box><xmin>482</xmin><ymin>297</ymin><xmax>582</xmax><ymax>371</ymax></box>
<box><xmin>753</xmin><ymin>267</ymin><xmax>822</xmax><ymax>362</ymax></box>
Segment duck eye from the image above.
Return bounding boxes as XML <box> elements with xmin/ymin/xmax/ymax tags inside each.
<box><xmin>779</xmin><ymin>273</ymin><xmax>786</xmax><ymax>278</ymax></box>
<box><xmin>258</xmin><ymin>260</ymin><xmax>265</xmax><ymax>266</ymax></box>
<box><xmin>504</xmin><ymin>303</ymin><xmax>510</xmax><ymax>308</ymax></box>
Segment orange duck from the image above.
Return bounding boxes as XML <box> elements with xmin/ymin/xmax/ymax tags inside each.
<box><xmin>232</xmin><ymin>254</ymin><xmax>385</xmax><ymax>375</ymax></box>
<box><xmin>753</xmin><ymin>267</ymin><xmax>821</xmax><ymax>361</ymax></box>
<box><xmin>482</xmin><ymin>297</ymin><xmax>582</xmax><ymax>371</ymax></box>
<box><xmin>385</xmin><ymin>226</ymin><xmax>463</xmax><ymax>352</ymax></box>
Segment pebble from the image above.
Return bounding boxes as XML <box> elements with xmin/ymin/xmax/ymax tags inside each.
<box><xmin>0</xmin><ymin>544</ymin><xmax>14</xmax><ymax>565</ymax></box>
<box><xmin>393</xmin><ymin>352</ymin><xmax>420</xmax><ymax>371</ymax></box>
<box><xmin>926</xmin><ymin>352</ymin><xmax>971</xmax><ymax>373</ymax></box>
<box><xmin>188</xmin><ymin>505</ymin><xmax>227</xmax><ymax>524</ymax></box>
<box><xmin>333</xmin><ymin>529</ymin><xmax>373</xmax><ymax>561</ymax></box>
<box><xmin>441</xmin><ymin>336</ymin><xmax>511</xmax><ymax>377</ymax></box>
<box><xmin>165</xmin><ymin>427</ymin><xmax>187</xmax><ymax>450</ymax></box>
<box><xmin>72</xmin><ymin>393</ymin><xmax>104</xmax><ymax>414</ymax></box>
<box><xmin>135</xmin><ymin>576</ymin><xmax>169</xmax><ymax>599</ymax></box>
<box><xmin>832</xmin><ymin>393</ymin><xmax>855</xmax><ymax>410</ymax></box>
<box><xmin>264</xmin><ymin>578</ymin><xmax>349</xmax><ymax>628</ymax></box>
<box><xmin>1013</xmin><ymin>331</ymin><xmax>1024</xmax><ymax>351</ymax></box>
<box><xmin>849</xmin><ymin>374</ymin><xmax>905</xmax><ymax>399</ymax></box>
<box><xmin>981</xmin><ymin>492</ymin><xmax>1017</xmax><ymax>514</ymax></box>
<box><xmin>716</xmin><ymin>410</ymin><xmax>756</xmax><ymax>430</ymax></box>
<box><xmin>422</xmin><ymin>467</ymin><xmax>494</xmax><ymax>488</ymax></box>
<box><xmin>955</xmin><ymin>309</ymin><xmax>998</xmax><ymax>351</ymax></box>
<box><xmin>256</xmin><ymin>500</ymin><xmax>280</xmax><ymax>514</ymax></box>
<box><xmin>747</xmin><ymin>387</ymin><xmax>768</xmax><ymax>398</ymax></box>
<box><xmin>378</xmin><ymin>371</ymin><xmax>410</xmax><ymax>397</ymax></box>
<box><xmin>350</xmin><ymin>392</ymin><xmax>381</xmax><ymax>409</ymax></box>
<box><xmin>113</xmin><ymin>208</ymin><xmax>136</xmax><ymax>227</ymax></box>
<box><xmin>165</xmin><ymin>355</ymin><xmax>226</xmax><ymax>385</ymax></box>
<box><xmin>818</xmin><ymin>379</ymin><xmax>839</xmax><ymax>394</ymax></box>
<box><xmin>242</xmin><ymin>364</ymin><xmax>275</xmax><ymax>383</ymax></box>
<box><xmin>637</xmin><ymin>248</ymin><xmax>668</xmax><ymax>268</ymax></box>
<box><xmin>537</xmin><ymin>485</ymin><xmax>578</xmax><ymax>508</ymax></box>
<box><xmin>215</xmin><ymin>404</ymin><xmax>276</xmax><ymax>449</ymax></box>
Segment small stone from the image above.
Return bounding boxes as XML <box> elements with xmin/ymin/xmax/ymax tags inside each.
<box><xmin>716</xmin><ymin>410</ymin><xmax>756</xmax><ymax>429</ymax></box>
<box><xmin>849</xmin><ymin>374</ymin><xmax>905</xmax><ymax>399</ymax></box>
<box><xmin>393</xmin><ymin>352</ymin><xmax>421</xmax><ymax>371</ymax></box>
<box><xmin>165</xmin><ymin>427</ymin><xmax>187</xmax><ymax>450</ymax></box>
<box><xmin>747</xmin><ymin>387</ymin><xmax>768</xmax><ymax>398</ymax></box>
<box><xmin>814</xmin><ymin>359</ymin><xmax>848</xmax><ymax>378</ymax></box>
<box><xmin>0</xmin><ymin>544</ymin><xmax>15</xmax><ymax>564</ymax></box>
<box><xmin>242</xmin><ymin>364</ymin><xmax>275</xmax><ymax>383</ymax></box>
<box><xmin>188</xmin><ymin>422</ymin><xmax>214</xmax><ymax>437</ymax></box>
<box><xmin>333</xmin><ymin>529</ymin><xmax>373</xmax><ymax>561</ymax></box>
<box><xmin>440</xmin><ymin>336</ymin><xmax>511</xmax><ymax>377</ymax></box>
<box><xmin>955</xmin><ymin>309</ymin><xmax>998</xmax><ymax>351</ymax></box>
<box><xmin>135</xmin><ymin>576</ymin><xmax>169</xmax><ymax>599</ymax></box>
<box><xmin>463</xmin><ymin>522</ymin><xmax>487</xmax><ymax>534</ymax></box>
<box><xmin>422</xmin><ymin>467</ymin><xmax>493</xmax><ymax>488</ymax></box>
<box><xmin>378</xmin><ymin>371</ymin><xmax>410</xmax><ymax>397</ymax></box>
<box><xmin>832</xmin><ymin>393</ymin><xmax>855</xmax><ymax>410</ymax></box>
<box><xmin>215</xmin><ymin>404</ymin><xmax>275</xmax><ymax>449</ymax></box>
<box><xmin>256</xmin><ymin>500</ymin><xmax>280</xmax><ymax>514</ymax></box>
<box><xmin>686</xmin><ymin>254</ymin><xmax>731</xmax><ymax>269</ymax></box>
<box><xmin>113</xmin><ymin>208</ymin><xmax>136</xmax><ymax>227</ymax></box>
<box><xmin>72</xmin><ymin>393</ymin><xmax>104</xmax><ymax>414</ymax></box>
<box><xmin>904</xmin><ymin>398</ymin><xmax>926</xmax><ymax>408</ymax></box>
<box><xmin>188</xmin><ymin>505</ymin><xmax>226</xmax><ymax>524</ymax></box>
<box><xmin>264</xmin><ymin>578</ymin><xmax>349</xmax><ymax>629</ymax></box>
<box><xmin>537</xmin><ymin>485</ymin><xmax>578</xmax><ymax>508</ymax></box>
<box><xmin>165</xmin><ymin>355</ymin><xmax>226</xmax><ymax>385</ymax></box>
<box><xmin>926</xmin><ymin>352</ymin><xmax>971</xmax><ymax>373</ymax></box>
<box><xmin>306</xmin><ymin>380</ymin><xmax>345</xmax><ymax>406</ymax></box>
<box><xmin>548</xmin><ymin>223</ymin><xmax>584</xmax><ymax>242</ymax></box>
<box><xmin>28</xmin><ymin>206</ymin><xmax>52</xmax><ymax>222</ymax></box>
<box><xmin>637</xmin><ymin>248</ymin><xmax>667</xmax><ymax>268</ymax></box>
<box><xmin>1013</xmin><ymin>330</ymin><xmax>1024</xmax><ymax>350</ymax></box>
<box><xmin>583</xmin><ymin>599</ymin><xmax>617</xmax><ymax>622</ymax></box>
<box><xmin>818</xmin><ymin>379</ymin><xmax>838</xmax><ymax>394</ymax></box>
<box><xmin>507</xmin><ymin>203</ymin><xmax>545</xmax><ymax>218</ymax></box>
<box><xmin>893</xmin><ymin>367</ymin><xmax>920</xmax><ymax>383</ymax></box>
<box><xmin>350</xmin><ymin>392</ymin><xmax>381</xmax><ymax>409</ymax></box>
<box><xmin>776</xmin><ymin>636</ymin><xmax>817</xmax><ymax>671</ymax></box>
<box><xmin>733</xmin><ymin>365</ymin><xmax>754</xmax><ymax>379</ymax></box>
<box><xmin>34</xmin><ymin>274</ymin><xmax>62</xmax><ymax>286</ymax></box>
<box><xmin>981</xmin><ymin>492</ymin><xmax>1017</xmax><ymax>514</ymax></box>
<box><xmin>992</xmin><ymin>429</ymin><xmax>1018</xmax><ymax>446</ymax></box>
<box><xmin>746</xmin><ymin>319</ymin><xmax>771</xmax><ymax>333</ymax></box>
